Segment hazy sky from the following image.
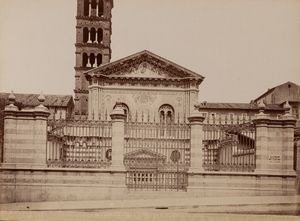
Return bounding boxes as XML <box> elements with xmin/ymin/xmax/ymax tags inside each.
<box><xmin>0</xmin><ymin>0</ymin><xmax>299</xmax><ymax>102</ymax></box>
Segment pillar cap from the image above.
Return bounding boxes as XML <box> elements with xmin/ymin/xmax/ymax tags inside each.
<box><xmin>188</xmin><ymin>113</ymin><xmax>205</xmax><ymax>123</ymax></box>
<box><xmin>110</xmin><ymin>102</ymin><xmax>126</xmax><ymax>120</ymax></box>
<box><xmin>5</xmin><ymin>91</ymin><xmax>18</xmax><ymax>112</ymax></box>
<box><xmin>35</xmin><ymin>92</ymin><xmax>49</xmax><ymax>113</ymax></box>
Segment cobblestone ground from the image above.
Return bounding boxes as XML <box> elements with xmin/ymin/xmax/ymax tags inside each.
<box><xmin>0</xmin><ymin>208</ymin><xmax>299</xmax><ymax>221</ymax></box>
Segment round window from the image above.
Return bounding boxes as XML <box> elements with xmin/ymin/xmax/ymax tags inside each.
<box><xmin>170</xmin><ymin>150</ymin><xmax>181</xmax><ymax>163</ymax></box>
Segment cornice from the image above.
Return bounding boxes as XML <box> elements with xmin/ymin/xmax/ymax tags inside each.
<box><xmin>88</xmin><ymin>85</ymin><xmax>199</xmax><ymax>93</ymax></box>
<box><xmin>74</xmin><ymin>89</ymin><xmax>89</xmax><ymax>94</ymax></box>
<box><xmin>76</xmin><ymin>15</ymin><xmax>110</xmax><ymax>22</ymax></box>
<box><xmin>75</xmin><ymin>43</ymin><xmax>109</xmax><ymax>49</ymax></box>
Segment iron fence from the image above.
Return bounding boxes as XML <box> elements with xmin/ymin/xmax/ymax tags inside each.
<box><xmin>47</xmin><ymin>120</ymin><xmax>112</xmax><ymax>168</ymax></box>
<box><xmin>203</xmin><ymin>122</ymin><xmax>256</xmax><ymax>172</ymax></box>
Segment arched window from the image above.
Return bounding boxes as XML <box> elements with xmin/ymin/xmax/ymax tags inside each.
<box><xmin>90</xmin><ymin>28</ymin><xmax>96</xmax><ymax>43</ymax></box>
<box><xmin>89</xmin><ymin>53</ymin><xmax>95</xmax><ymax>67</ymax></box>
<box><xmin>82</xmin><ymin>53</ymin><xmax>88</xmax><ymax>67</ymax></box>
<box><xmin>83</xmin><ymin>0</ymin><xmax>89</xmax><ymax>16</ymax></box>
<box><xmin>97</xmin><ymin>28</ymin><xmax>103</xmax><ymax>43</ymax></box>
<box><xmin>98</xmin><ymin>0</ymin><xmax>104</xmax><ymax>17</ymax></box>
<box><xmin>91</xmin><ymin>0</ymin><xmax>97</xmax><ymax>9</ymax></box>
<box><xmin>158</xmin><ymin>104</ymin><xmax>174</xmax><ymax>124</ymax></box>
<box><xmin>96</xmin><ymin>54</ymin><xmax>102</xmax><ymax>66</ymax></box>
<box><xmin>83</xmin><ymin>27</ymin><xmax>89</xmax><ymax>43</ymax></box>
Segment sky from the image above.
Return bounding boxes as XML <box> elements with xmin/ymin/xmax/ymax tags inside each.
<box><xmin>0</xmin><ymin>0</ymin><xmax>299</xmax><ymax>103</ymax></box>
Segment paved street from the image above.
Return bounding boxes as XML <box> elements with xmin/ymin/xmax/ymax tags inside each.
<box><xmin>0</xmin><ymin>208</ymin><xmax>299</xmax><ymax>221</ymax></box>
<box><xmin>0</xmin><ymin>196</ymin><xmax>299</xmax><ymax>221</ymax></box>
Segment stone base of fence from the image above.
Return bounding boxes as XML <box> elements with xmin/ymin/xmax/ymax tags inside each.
<box><xmin>0</xmin><ymin>168</ymin><xmax>296</xmax><ymax>203</ymax></box>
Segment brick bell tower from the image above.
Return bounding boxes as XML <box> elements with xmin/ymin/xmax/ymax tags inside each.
<box><xmin>74</xmin><ymin>0</ymin><xmax>113</xmax><ymax>118</ymax></box>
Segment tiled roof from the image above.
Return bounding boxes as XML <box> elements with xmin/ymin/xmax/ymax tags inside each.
<box><xmin>196</xmin><ymin>102</ymin><xmax>284</xmax><ymax>111</ymax></box>
<box><xmin>0</xmin><ymin>92</ymin><xmax>73</xmax><ymax>109</ymax></box>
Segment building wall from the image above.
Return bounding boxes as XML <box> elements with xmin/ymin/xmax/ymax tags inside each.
<box><xmin>88</xmin><ymin>86</ymin><xmax>196</xmax><ymax>122</ymax></box>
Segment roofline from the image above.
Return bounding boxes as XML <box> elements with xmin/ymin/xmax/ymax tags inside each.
<box><xmin>195</xmin><ymin>102</ymin><xmax>285</xmax><ymax>111</ymax></box>
<box><xmin>254</xmin><ymin>81</ymin><xmax>300</xmax><ymax>102</ymax></box>
<box><xmin>84</xmin><ymin>50</ymin><xmax>205</xmax><ymax>80</ymax></box>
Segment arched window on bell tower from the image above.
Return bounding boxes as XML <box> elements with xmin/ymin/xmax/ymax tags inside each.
<box><xmin>97</xmin><ymin>28</ymin><xmax>103</xmax><ymax>43</ymax></box>
<box><xmin>97</xmin><ymin>54</ymin><xmax>102</xmax><ymax>66</ymax></box>
<box><xmin>83</xmin><ymin>0</ymin><xmax>89</xmax><ymax>16</ymax></box>
<box><xmin>90</xmin><ymin>53</ymin><xmax>96</xmax><ymax>67</ymax></box>
<box><xmin>91</xmin><ymin>0</ymin><xmax>97</xmax><ymax>9</ymax></box>
<box><xmin>98</xmin><ymin>0</ymin><xmax>104</xmax><ymax>17</ymax></box>
<box><xmin>83</xmin><ymin>27</ymin><xmax>89</xmax><ymax>43</ymax></box>
<box><xmin>90</xmin><ymin>28</ymin><xmax>96</xmax><ymax>43</ymax></box>
<box><xmin>82</xmin><ymin>53</ymin><xmax>88</xmax><ymax>67</ymax></box>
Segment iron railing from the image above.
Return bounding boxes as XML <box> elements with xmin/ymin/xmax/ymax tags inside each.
<box><xmin>203</xmin><ymin>122</ymin><xmax>256</xmax><ymax>172</ymax></box>
<box><xmin>47</xmin><ymin>120</ymin><xmax>112</xmax><ymax>168</ymax></box>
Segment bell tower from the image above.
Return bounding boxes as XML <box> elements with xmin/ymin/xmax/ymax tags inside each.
<box><xmin>74</xmin><ymin>0</ymin><xmax>113</xmax><ymax>118</ymax></box>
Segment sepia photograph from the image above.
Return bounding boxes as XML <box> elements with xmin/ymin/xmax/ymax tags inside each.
<box><xmin>0</xmin><ymin>0</ymin><xmax>300</xmax><ymax>220</ymax></box>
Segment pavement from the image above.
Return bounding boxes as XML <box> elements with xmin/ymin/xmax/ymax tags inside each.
<box><xmin>0</xmin><ymin>195</ymin><xmax>299</xmax><ymax>221</ymax></box>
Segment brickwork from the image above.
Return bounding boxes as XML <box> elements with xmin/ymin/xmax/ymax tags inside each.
<box><xmin>74</xmin><ymin>0</ymin><xmax>113</xmax><ymax>117</ymax></box>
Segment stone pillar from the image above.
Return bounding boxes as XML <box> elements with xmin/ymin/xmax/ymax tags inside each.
<box><xmin>2</xmin><ymin>92</ymin><xmax>50</xmax><ymax>168</ymax></box>
<box><xmin>253</xmin><ymin>102</ymin><xmax>296</xmax><ymax>175</ymax></box>
<box><xmin>110</xmin><ymin>103</ymin><xmax>126</xmax><ymax>171</ymax></box>
<box><xmin>188</xmin><ymin>113</ymin><xmax>205</xmax><ymax>173</ymax></box>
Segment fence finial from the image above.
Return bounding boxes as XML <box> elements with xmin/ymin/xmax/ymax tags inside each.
<box><xmin>283</xmin><ymin>101</ymin><xmax>292</xmax><ymax>116</ymax></box>
<box><xmin>258</xmin><ymin>100</ymin><xmax>266</xmax><ymax>114</ymax></box>
<box><xmin>135</xmin><ymin>110</ymin><xmax>138</xmax><ymax>122</ymax></box>
<box><xmin>5</xmin><ymin>90</ymin><xmax>18</xmax><ymax>111</ymax></box>
<box><xmin>8</xmin><ymin>90</ymin><xmax>16</xmax><ymax>105</ymax></box>
<box><xmin>38</xmin><ymin>91</ymin><xmax>45</xmax><ymax>104</ymax></box>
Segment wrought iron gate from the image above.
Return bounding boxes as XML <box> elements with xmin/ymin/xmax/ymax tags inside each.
<box><xmin>124</xmin><ymin>121</ymin><xmax>190</xmax><ymax>191</ymax></box>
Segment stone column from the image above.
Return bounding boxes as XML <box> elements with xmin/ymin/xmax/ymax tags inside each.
<box><xmin>110</xmin><ymin>103</ymin><xmax>126</xmax><ymax>171</ymax></box>
<box><xmin>188</xmin><ymin>113</ymin><xmax>205</xmax><ymax>173</ymax></box>
<box><xmin>87</xmin><ymin>30</ymin><xmax>92</xmax><ymax>43</ymax></box>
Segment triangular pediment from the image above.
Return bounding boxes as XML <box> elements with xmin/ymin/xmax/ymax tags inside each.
<box><xmin>124</xmin><ymin>149</ymin><xmax>166</xmax><ymax>160</ymax></box>
<box><xmin>85</xmin><ymin>50</ymin><xmax>205</xmax><ymax>81</ymax></box>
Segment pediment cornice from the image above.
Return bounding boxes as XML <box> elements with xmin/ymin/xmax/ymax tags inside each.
<box><xmin>85</xmin><ymin>50</ymin><xmax>205</xmax><ymax>83</ymax></box>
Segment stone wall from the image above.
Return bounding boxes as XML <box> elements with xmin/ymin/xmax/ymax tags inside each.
<box><xmin>0</xmin><ymin>169</ymin><xmax>296</xmax><ymax>203</ymax></box>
